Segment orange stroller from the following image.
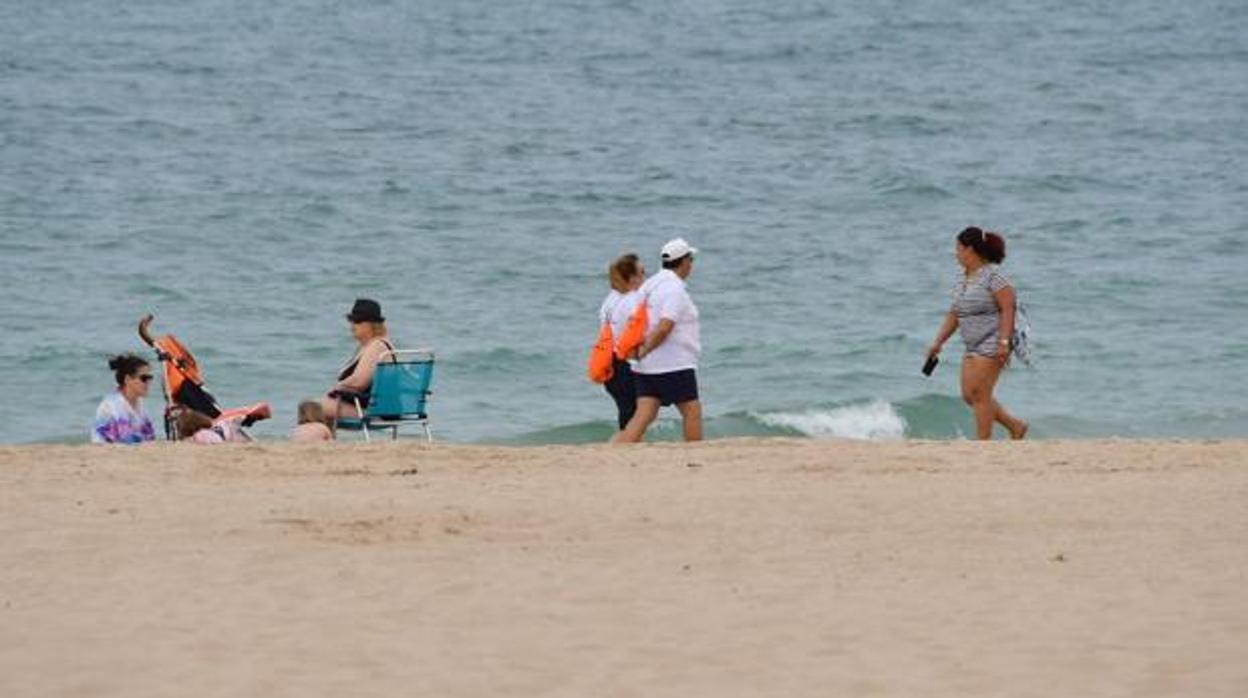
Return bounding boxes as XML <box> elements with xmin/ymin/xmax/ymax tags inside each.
<box><xmin>138</xmin><ymin>314</ymin><xmax>272</xmax><ymax>440</ymax></box>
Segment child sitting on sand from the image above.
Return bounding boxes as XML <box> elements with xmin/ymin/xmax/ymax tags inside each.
<box><xmin>291</xmin><ymin>401</ymin><xmax>333</xmax><ymax>442</ymax></box>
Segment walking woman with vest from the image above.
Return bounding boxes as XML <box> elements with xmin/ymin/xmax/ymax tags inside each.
<box><xmin>597</xmin><ymin>254</ymin><xmax>645</xmax><ymax>430</ymax></box>
<box><xmin>613</xmin><ymin>238</ymin><xmax>703</xmax><ymax>443</ymax></box>
<box><xmin>926</xmin><ymin>227</ymin><xmax>1028</xmax><ymax>440</ymax></box>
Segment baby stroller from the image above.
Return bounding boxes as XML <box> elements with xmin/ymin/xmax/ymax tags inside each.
<box><xmin>138</xmin><ymin>314</ymin><xmax>272</xmax><ymax>441</ymax></box>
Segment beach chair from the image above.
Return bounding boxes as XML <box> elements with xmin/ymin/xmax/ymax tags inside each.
<box><xmin>333</xmin><ymin>349</ymin><xmax>435</xmax><ymax>442</ymax></box>
<box><xmin>137</xmin><ymin>314</ymin><xmax>272</xmax><ymax>440</ymax></box>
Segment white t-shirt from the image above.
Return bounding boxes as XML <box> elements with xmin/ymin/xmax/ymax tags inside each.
<box><xmin>634</xmin><ymin>269</ymin><xmax>701</xmax><ymax>375</ymax></box>
<box><xmin>91</xmin><ymin>390</ymin><xmax>156</xmax><ymax>444</ymax></box>
<box><xmin>598</xmin><ymin>289</ymin><xmax>642</xmax><ymax>348</ymax></box>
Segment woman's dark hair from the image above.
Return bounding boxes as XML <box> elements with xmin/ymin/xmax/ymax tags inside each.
<box><xmin>108</xmin><ymin>353</ymin><xmax>149</xmax><ymax>387</ymax></box>
<box><xmin>957</xmin><ymin>226</ymin><xmax>1006</xmax><ymax>264</ymax></box>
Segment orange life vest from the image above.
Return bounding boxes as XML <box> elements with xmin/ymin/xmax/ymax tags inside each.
<box><xmin>614</xmin><ymin>299</ymin><xmax>649</xmax><ymax>361</ymax></box>
<box><xmin>587</xmin><ymin>323</ymin><xmax>615</xmax><ymax>383</ymax></box>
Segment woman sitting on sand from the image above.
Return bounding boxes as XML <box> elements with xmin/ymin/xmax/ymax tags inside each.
<box><xmin>926</xmin><ymin>227</ymin><xmax>1028</xmax><ymax>440</ymax></box>
<box><xmin>322</xmin><ymin>299</ymin><xmax>396</xmax><ymax>420</ymax></box>
<box><xmin>92</xmin><ymin>353</ymin><xmax>157</xmax><ymax>444</ymax></box>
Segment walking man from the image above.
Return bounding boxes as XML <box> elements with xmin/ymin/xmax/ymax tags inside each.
<box><xmin>613</xmin><ymin>238</ymin><xmax>703</xmax><ymax>443</ymax></box>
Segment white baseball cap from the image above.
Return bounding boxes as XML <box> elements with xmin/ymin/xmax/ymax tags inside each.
<box><xmin>660</xmin><ymin>237</ymin><xmax>698</xmax><ymax>262</ymax></box>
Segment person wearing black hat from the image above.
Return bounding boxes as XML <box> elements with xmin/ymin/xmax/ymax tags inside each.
<box><xmin>321</xmin><ymin>299</ymin><xmax>395</xmax><ymax>419</ymax></box>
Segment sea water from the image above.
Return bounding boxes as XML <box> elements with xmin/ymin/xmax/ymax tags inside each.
<box><xmin>2</xmin><ymin>0</ymin><xmax>1246</xmax><ymax>444</ymax></box>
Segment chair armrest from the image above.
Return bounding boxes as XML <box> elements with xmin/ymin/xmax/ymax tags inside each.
<box><xmin>328</xmin><ymin>389</ymin><xmax>367</xmax><ymax>401</ymax></box>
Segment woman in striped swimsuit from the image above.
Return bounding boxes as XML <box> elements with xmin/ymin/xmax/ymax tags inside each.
<box><xmin>927</xmin><ymin>227</ymin><xmax>1028</xmax><ymax>440</ymax></box>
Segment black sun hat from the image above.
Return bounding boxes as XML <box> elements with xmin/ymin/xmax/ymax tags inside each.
<box><xmin>346</xmin><ymin>298</ymin><xmax>385</xmax><ymax>323</ymax></box>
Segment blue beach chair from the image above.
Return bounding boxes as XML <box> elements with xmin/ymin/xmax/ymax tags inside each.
<box><xmin>333</xmin><ymin>349</ymin><xmax>435</xmax><ymax>442</ymax></box>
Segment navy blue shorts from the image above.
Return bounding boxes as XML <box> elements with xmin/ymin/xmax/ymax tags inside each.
<box><xmin>634</xmin><ymin>369</ymin><xmax>699</xmax><ymax>407</ymax></box>
<box><xmin>603</xmin><ymin>359</ymin><xmax>637</xmax><ymax>430</ymax></box>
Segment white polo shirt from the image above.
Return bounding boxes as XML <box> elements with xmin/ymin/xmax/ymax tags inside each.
<box><xmin>634</xmin><ymin>269</ymin><xmax>701</xmax><ymax>375</ymax></box>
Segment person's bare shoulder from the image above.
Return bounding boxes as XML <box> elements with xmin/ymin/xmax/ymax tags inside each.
<box><xmin>291</xmin><ymin>423</ymin><xmax>333</xmax><ymax>442</ymax></box>
<box><xmin>360</xmin><ymin>338</ymin><xmax>392</xmax><ymax>364</ymax></box>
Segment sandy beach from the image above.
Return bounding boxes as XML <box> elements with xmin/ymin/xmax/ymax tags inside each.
<box><xmin>1</xmin><ymin>438</ymin><xmax>1245</xmax><ymax>697</ymax></box>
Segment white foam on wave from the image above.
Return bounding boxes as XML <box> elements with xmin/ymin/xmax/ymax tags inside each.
<box><xmin>753</xmin><ymin>400</ymin><xmax>907</xmax><ymax>440</ymax></box>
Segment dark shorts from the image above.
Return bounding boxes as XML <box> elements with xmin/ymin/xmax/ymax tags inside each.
<box><xmin>603</xmin><ymin>359</ymin><xmax>637</xmax><ymax>430</ymax></box>
<box><xmin>634</xmin><ymin>368</ymin><xmax>699</xmax><ymax>407</ymax></box>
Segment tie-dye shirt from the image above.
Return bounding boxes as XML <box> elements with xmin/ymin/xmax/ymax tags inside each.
<box><xmin>91</xmin><ymin>390</ymin><xmax>156</xmax><ymax>444</ymax></box>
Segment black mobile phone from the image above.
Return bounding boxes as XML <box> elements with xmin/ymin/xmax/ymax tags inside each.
<box><xmin>921</xmin><ymin>355</ymin><xmax>939</xmax><ymax>376</ymax></box>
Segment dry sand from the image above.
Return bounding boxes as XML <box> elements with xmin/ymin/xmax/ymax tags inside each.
<box><xmin>1</xmin><ymin>438</ymin><xmax>1246</xmax><ymax>697</ymax></box>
